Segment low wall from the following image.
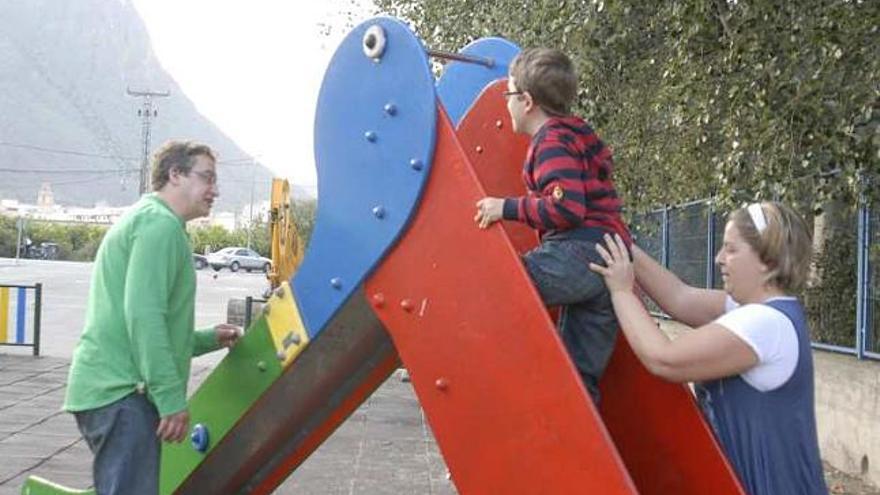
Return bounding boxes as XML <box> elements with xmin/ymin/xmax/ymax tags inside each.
<box><xmin>814</xmin><ymin>350</ymin><xmax>880</xmax><ymax>487</ymax></box>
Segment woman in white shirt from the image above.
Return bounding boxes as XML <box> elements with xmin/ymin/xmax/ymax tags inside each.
<box><xmin>590</xmin><ymin>202</ymin><xmax>827</xmax><ymax>495</ymax></box>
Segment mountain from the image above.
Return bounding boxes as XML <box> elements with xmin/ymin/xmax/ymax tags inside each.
<box><xmin>0</xmin><ymin>0</ymin><xmax>282</xmax><ymax>210</ymax></box>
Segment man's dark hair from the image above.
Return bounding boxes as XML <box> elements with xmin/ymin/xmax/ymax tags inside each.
<box><xmin>151</xmin><ymin>140</ymin><xmax>216</xmax><ymax>191</ymax></box>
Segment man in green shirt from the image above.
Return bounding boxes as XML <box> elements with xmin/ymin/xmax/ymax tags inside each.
<box><xmin>64</xmin><ymin>140</ymin><xmax>241</xmax><ymax>495</ymax></box>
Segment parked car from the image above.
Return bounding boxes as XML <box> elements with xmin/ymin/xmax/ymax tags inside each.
<box><xmin>193</xmin><ymin>253</ymin><xmax>208</xmax><ymax>270</ymax></box>
<box><xmin>207</xmin><ymin>247</ymin><xmax>272</xmax><ymax>273</ymax></box>
<box><xmin>23</xmin><ymin>241</ymin><xmax>59</xmax><ymax>260</ymax></box>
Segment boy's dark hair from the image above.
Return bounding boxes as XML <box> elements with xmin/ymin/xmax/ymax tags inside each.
<box><xmin>509</xmin><ymin>48</ymin><xmax>578</xmax><ymax>116</ymax></box>
<box><xmin>151</xmin><ymin>140</ymin><xmax>216</xmax><ymax>191</ymax></box>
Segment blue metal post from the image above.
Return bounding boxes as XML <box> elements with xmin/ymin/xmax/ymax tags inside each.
<box><xmin>706</xmin><ymin>201</ymin><xmax>716</xmax><ymax>289</ymax></box>
<box><xmin>33</xmin><ymin>283</ymin><xmax>41</xmax><ymax>356</ymax></box>
<box><xmin>856</xmin><ymin>201</ymin><xmax>868</xmax><ymax>359</ymax></box>
<box><xmin>16</xmin><ymin>286</ymin><xmax>26</xmax><ymax>344</ymax></box>
<box><xmin>661</xmin><ymin>205</ymin><xmax>670</xmax><ymax>268</ymax></box>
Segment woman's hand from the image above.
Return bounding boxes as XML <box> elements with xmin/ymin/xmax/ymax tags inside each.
<box><xmin>589</xmin><ymin>233</ymin><xmax>634</xmax><ymax>294</ymax></box>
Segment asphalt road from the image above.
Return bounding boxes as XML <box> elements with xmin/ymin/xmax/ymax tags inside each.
<box><xmin>0</xmin><ymin>257</ymin><xmax>268</xmax><ymax>365</ymax></box>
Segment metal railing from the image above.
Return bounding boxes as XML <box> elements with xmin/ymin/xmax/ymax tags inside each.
<box><xmin>630</xmin><ymin>200</ymin><xmax>876</xmax><ymax>361</ymax></box>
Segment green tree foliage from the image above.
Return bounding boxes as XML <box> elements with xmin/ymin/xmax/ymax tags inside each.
<box><xmin>375</xmin><ymin>0</ymin><xmax>879</xmax><ymax>212</ymax></box>
<box><xmin>0</xmin><ymin>216</ymin><xmax>281</xmax><ymax>262</ymax></box>
<box><xmin>188</xmin><ymin>222</ymin><xmax>271</xmax><ymax>257</ymax></box>
<box><xmin>30</xmin><ymin>222</ymin><xmax>108</xmax><ymax>261</ymax></box>
<box><xmin>292</xmin><ymin>199</ymin><xmax>317</xmax><ymax>249</ymax></box>
<box><xmin>372</xmin><ymin>0</ymin><xmax>878</xmax><ymax>346</ymax></box>
<box><xmin>0</xmin><ymin>215</ymin><xmax>20</xmax><ymax>257</ymax></box>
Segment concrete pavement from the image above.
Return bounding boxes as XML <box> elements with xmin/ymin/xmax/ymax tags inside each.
<box><xmin>0</xmin><ymin>258</ymin><xmax>455</xmax><ymax>494</ymax></box>
<box><xmin>0</xmin><ymin>355</ymin><xmax>454</xmax><ymax>495</ymax></box>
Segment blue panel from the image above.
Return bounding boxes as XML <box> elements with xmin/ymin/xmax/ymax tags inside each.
<box><xmin>292</xmin><ymin>17</ymin><xmax>437</xmax><ymax>338</ymax></box>
<box><xmin>436</xmin><ymin>38</ymin><xmax>520</xmax><ymax>126</ymax></box>
<box><xmin>16</xmin><ymin>287</ymin><xmax>26</xmax><ymax>343</ymax></box>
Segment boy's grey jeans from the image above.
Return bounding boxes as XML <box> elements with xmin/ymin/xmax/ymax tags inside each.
<box><xmin>523</xmin><ymin>239</ymin><xmax>620</xmax><ymax>403</ymax></box>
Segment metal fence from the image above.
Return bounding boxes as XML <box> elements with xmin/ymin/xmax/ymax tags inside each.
<box><xmin>630</xmin><ymin>200</ymin><xmax>877</xmax><ymax>361</ymax></box>
<box><xmin>0</xmin><ymin>283</ymin><xmax>42</xmax><ymax>356</ymax></box>
<box><xmin>862</xmin><ymin>205</ymin><xmax>879</xmax><ymax>358</ymax></box>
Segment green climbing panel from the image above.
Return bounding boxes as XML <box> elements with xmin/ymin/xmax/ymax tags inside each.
<box><xmin>160</xmin><ymin>316</ymin><xmax>283</xmax><ymax>494</ymax></box>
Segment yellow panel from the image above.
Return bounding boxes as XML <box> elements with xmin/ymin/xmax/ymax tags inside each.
<box><xmin>264</xmin><ymin>282</ymin><xmax>310</xmax><ymax>368</ymax></box>
<box><xmin>0</xmin><ymin>287</ymin><xmax>8</xmax><ymax>343</ymax></box>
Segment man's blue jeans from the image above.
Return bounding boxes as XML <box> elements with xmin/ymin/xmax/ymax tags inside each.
<box><xmin>523</xmin><ymin>239</ymin><xmax>619</xmax><ymax>403</ymax></box>
<box><xmin>73</xmin><ymin>393</ymin><xmax>160</xmax><ymax>495</ymax></box>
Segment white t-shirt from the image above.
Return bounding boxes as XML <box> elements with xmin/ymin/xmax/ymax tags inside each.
<box><xmin>714</xmin><ymin>295</ymin><xmax>799</xmax><ymax>392</ymax></box>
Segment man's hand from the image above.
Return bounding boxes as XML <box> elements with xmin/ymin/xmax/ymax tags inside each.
<box><xmin>474</xmin><ymin>197</ymin><xmax>504</xmax><ymax>229</ymax></box>
<box><xmin>215</xmin><ymin>323</ymin><xmax>242</xmax><ymax>349</ymax></box>
<box><xmin>157</xmin><ymin>409</ymin><xmax>190</xmax><ymax>443</ymax></box>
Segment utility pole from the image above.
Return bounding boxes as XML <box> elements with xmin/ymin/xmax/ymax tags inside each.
<box><xmin>15</xmin><ymin>216</ymin><xmax>25</xmax><ymax>265</ymax></box>
<box><xmin>127</xmin><ymin>87</ymin><xmax>170</xmax><ymax>196</ymax></box>
<box><xmin>247</xmin><ymin>158</ymin><xmax>256</xmax><ymax>250</ymax></box>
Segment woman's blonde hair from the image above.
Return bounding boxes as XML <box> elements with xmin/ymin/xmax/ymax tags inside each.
<box><xmin>729</xmin><ymin>202</ymin><xmax>813</xmax><ymax>293</ymax></box>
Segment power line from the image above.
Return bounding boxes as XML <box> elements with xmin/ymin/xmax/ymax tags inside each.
<box><xmin>0</xmin><ymin>141</ymin><xmax>138</xmax><ymax>160</ymax></box>
<box><xmin>0</xmin><ymin>140</ymin><xmax>261</xmax><ymax>166</ymax></box>
<box><xmin>50</xmin><ymin>171</ymin><xmax>138</xmax><ymax>187</ymax></box>
<box><xmin>0</xmin><ymin>167</ymin><xmax>138</xmax><ymax>174</ymax></box>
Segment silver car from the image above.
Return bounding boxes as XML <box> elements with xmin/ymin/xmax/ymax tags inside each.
<box><xmin>207</xmin><ymin>247</ymin><xmax>272</xmax><ymax>273</ymax></box>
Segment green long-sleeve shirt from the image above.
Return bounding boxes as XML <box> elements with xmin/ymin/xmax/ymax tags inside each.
<box><xmin>64</xmin><ymin>194</ymin><xmax>219</xmax><ymax>417</ymax></box>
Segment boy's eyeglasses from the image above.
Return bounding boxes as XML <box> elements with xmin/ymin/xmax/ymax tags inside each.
<box><xmin>502</xmin><ymin>90</ymin><xmax>524</xmax><ymax>99</ymax></box>
<box><xmin>189</xmin><ymin>169</ymin><xmax>217</xmax><ymax>185</ymax></box>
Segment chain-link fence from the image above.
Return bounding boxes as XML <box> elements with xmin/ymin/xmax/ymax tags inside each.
<box><xmin>668</xmin><ymin>201</ymin><xmax>712</xmax><ymax>289</ymax></box>
<box><xmin>630</xmin><ymin>209</ymin><xmax>665</xmax><ymax>315</ymax></box>
<box><xmin>866</xmin><ymin>206</ymin><xmax>879</xmax><ymax>357</ymax></box>
<box><xmin>630</xmin><ymin>198</ymin><xmax>875</xmax><ymax>360</ymax></box>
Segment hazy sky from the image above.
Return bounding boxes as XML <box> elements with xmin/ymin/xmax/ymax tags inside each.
<box><xmin>131</xmin><ymin>0</ymin><xmax>376</xmax><ymax>188</ymax></box>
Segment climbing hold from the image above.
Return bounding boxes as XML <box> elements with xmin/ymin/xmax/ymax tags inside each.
<box><xmin>191</xmin><ymin>424</ymin><xmax>210</xmax><ymax>453</ymax></box>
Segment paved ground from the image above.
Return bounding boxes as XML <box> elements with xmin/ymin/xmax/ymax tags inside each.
<box><xmin>1</xmin><ymin>258</ymin><xmax>877</xmax><ymax>494</ymax></box>
<box><xmin>0</xmin><ymin>258</ymin><xmax>454</xmax><ymax>494</ymax></box>
<box><xmin>0</xmin><ymin>355</ymin><xmax>453</xmax><ymax>495</ymax></box>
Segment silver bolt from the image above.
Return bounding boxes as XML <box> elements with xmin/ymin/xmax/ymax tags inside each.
<box><xmin>330</xmin><ymin>277</ymin><xmax>343</xmax><ymax>289</ymax></box>
<box><xmin>372</xmin><ymin>206</ymin><xmax>386</xmax><ymax>219</ymax></box>
<box><xmin>384</xmin><ymin>103</ymin><xmax>397</xmax><ymax>116</ymax></box>
<box><xmin>283</xmin><ymin>332</ymin><xmax>301</xmax><ymax>348</ymax></box>
<box><xmin>410</xmin><ymin>158</ymin><xmax>423</xmax><ymax>171</ymax></box>
<box><xmin>365</xmin><ymin>131</ymin><xmax>377</xmax><ymax>142</ymax></box>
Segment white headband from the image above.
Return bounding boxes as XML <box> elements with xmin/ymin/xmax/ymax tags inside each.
<box><xmin>747</xmin><ymin>203</ymin><xmax>767</xmax><ymax>233</ymax></box>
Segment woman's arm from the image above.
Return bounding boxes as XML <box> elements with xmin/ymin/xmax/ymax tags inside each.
<box><xmin>631</xmin><ymin>244</ymin><xmax>727</xmax><ymax>327</ymax></box>
<box><xmin>592</xmin><ymin>235</ymin><xmax>757</xmax><ymax>383</ymax></box>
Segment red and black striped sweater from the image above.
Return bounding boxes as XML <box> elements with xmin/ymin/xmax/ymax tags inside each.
<box><xmin>502</xmin><ymin>116</ymin><xmax>631</xmax><ymax>245</ymax></box>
